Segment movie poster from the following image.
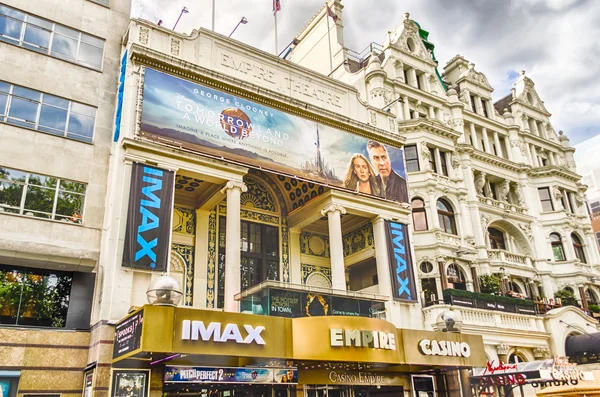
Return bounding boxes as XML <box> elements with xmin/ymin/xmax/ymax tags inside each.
<box><xmin>140</xmin><ymin>68</ymin><xmax>408</xmax><ymax>203</ymax></box>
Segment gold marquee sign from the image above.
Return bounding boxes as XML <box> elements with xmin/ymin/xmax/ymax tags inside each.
<box><xmin>113</xmin><ymin>305</ymin><xmax>485</xmax><ymax>368</ymax></box>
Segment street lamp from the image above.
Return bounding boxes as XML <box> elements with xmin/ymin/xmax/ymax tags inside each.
<box><xmin>173</xmin><ymin>6</ymin><xmax>189</xmax><ymax>30</ymax></box>
<box><xmin>229</xmin><ymin>16</ymin><xmax>248</xmax><ymax>38</ymax></box>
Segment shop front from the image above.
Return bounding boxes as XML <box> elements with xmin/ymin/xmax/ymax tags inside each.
<box><xmin>111</xmin><ymin>305</ymin><xmax>486</xmax><ymax>397</ymax></box>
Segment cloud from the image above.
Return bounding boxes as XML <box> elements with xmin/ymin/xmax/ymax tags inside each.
<box><xmin>132</xmin><ymin>0</ymin><xmax>600</xmax><ymax>144</ymax></box>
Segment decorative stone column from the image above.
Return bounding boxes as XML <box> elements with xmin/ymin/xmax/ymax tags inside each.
<box><xmin>428</xmin><ymin>190</ymin><xmax>440</xmax><ymax>229</ymax></box>
<box><xmin>482</xmin><ymin>127</ymin><xmax>491</xmax><ymax>154</ymax></box>
<box><xmin>470</xmin><ymin>122</ymin><xmax>480</xmax><ymax>150</ymax></box>
<box><xmin>322</xmin><ymin>204</ymin><xmax>347</xmax><ymax>290</ymax></box>
<box><xmin>493</xmin><ymin>131</ymin><xmax>503</xmax><ymax>158</ymax></box>
<box><xmin>402</xmin><ymin>95</ymin><xmax>411</xmax><ymax>120</ymax></box>
<box><xmin>372</xmin><ymin>217</ymin><xmax>393</xmax><ymax>297</ymax></box>
<box><xmin>496</xmin><ymin>342</ymin><xmax>510</xmax><ymax>363</ymax></box>
<box><xmin>579</xmin><ymin>285</ymin><xmax>588</xmax><ymax>310</ymax></box>
<box><xmin>289</xmin><ymin>228</ymin><xmax>302</xmax><ymax>284</ymax></box>
<box><xmin>222</xmin><ymin>181</ymin><xmax>247</xmax><ymax>312</ymax></box>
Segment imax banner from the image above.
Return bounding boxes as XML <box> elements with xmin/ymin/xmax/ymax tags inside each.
<box><xmin>123</xmin><ymin>163</ymin><xmax>175</xmax><ymax>271</ymax></box>
<box><xmin>385</xmin><ymin>221</ymin><xmax>417</xmax><ymax>301</ymax></box>
<box><xmin>139</xmin><ymin>68</ymin><xmax>408</xmax><ymax>203</ymax></box>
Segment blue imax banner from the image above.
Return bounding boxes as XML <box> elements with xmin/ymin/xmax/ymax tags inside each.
<box><xmin>123</xmin><ymin>163</ymin><xmax>175</xmax><ymax>271</ymax></box>
<box><xmin>385</xmin><ymin>221</ymin><xmax>417</xmax><ymax>301</ymax></box>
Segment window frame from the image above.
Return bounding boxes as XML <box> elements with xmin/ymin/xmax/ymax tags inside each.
<box><xmin>0</xmin><ymin>4</ymin><xmax>105</xmax><ymax>71</ymax></box>
<box><xmin>488</xmin><ymin>227</ymin><xmax>506</xmax><ymax>250</ymax></box>
<box><xmin>439</xmin><ymin>151</ymin><xmax>448</xmax><ymax>176</ymax></box>
<box><xmin>0</xmin><ymin>80</ymin><xmax>96</xmax><ymax>143</ymax></box>
<box><xmin>0</xmin><ymin>166</ymin><xmax>86</xmax><ymax>224</ymax></box>
<box><xmin>411</xmin><ymin>198</ymin><xmax>428</xmax><ymax>231</ymax></box>
<box><xmin>482</xmin><ymin>99</ymin><xmax>489</xmax><ymax>118</ymax></box>
<box><xmin>404</xmin><ymin>144</ymin><xmax>419</xmax><ymax>172</ymax></box>
<box><xmin>550</xmin><ymin>233</ymin><xmax>566</xmax><ymax>262</ymax></box>
<box><xmin>571</xmin><ymin>233</ymin><xmax>586</xmax><ymax>263</ymax></box>
<box><xmin>538</xmin><ymin>187</ymin><xmax>554</xmax><ymax>212</ymax></box>
<box><xmin>437</xmin><ymin>198</ymin><xmax>457</xmax><ymax>235</ymax></box>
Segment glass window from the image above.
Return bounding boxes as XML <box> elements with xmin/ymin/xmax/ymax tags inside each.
<box><xmin>0</xmin><ymin>166</ymin><xmax>86</xmax><ymax>223</ymax></box>
<box><xmin>538</xmin><ymin>187</ymin><xmax>554</xmax><ymax>212</ymax></box>
<box><xmin>470</xmin><ymin>95</ymin><xmax>477</xmax><ymax>113</ymax></box>
<box><xmin>488</xmin><ymin>227</ymin><xmax>506</xmax><ymax>250</ymax></box>
<box><xmin>571</xmin><ymin>233</ymin><xmax>586</xmax><ymax>263</ymax></box>
<box><xmin>429</xmin><ymin>148</ymin><xmax>437</xmax><ymax>173</ymax></box>
<box><xmin>411</xmin><ymin>198</ymin><xmax>428</xmax><ymax>231</ymax></box>
<box><xmin>0</xmin><ymin>80</ymin><xmax>96</xmax><ymax>142</ymax></box>
<box><xmin>437</xmin><ymin>198</ymin><xmax>457</xmax><ymax>235</ymax></box>
<box><xmin>405</xmin><ymin>145</ymin><xmax>419</xmax><ymax>172</ymax></box>
<box><xmin>550</xmin><ymin>233</ymin><xmax>565</xmax><ymax>261</ymax></box>
<box><xmin>482</xmin><ymin>99</ymin><xmax>489</xmax><ymax>118</ymax></box>
<box><xmin>0</xmin><ymin>5</ymin><xmax>105</xmax><ymax>70</ymax></box>
<box><xmin>439</xmin><ymin>151</ymin><xmax>448</xmax><ymax>176</ymax></box>
<box><xmin>0</xmin><ymin>264</ymin><xmax>72</xmax><ymax>327</ymax></box>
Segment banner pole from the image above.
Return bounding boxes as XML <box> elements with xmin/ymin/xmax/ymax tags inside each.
<box><xmin>165</xmin><ymin>168</ymin><xmax>177</xmax><ymax>276</ymax></box>
<box><xmin>274</xmin><ymin>12</ymin><xmax>279</xmax><ymax>55</ymax></box>
<box><xmin>326</xmin><ymin>3</ymin><xmax>333</xmax><ymax>73</ymax></box>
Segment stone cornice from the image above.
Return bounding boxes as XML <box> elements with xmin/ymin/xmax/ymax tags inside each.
<box><xmin>468</xmin><ymin>148</ymin><xmax>523</xmax><ymax>172</ymax></box>
<box><xmin>129</xmin><ymin>45</ymin><xmax>406</xmax><ymax>148</ymax></box>
<box><xmin>512</xmin><ymin>97</ymin><xmax>552</xmax><ymax>117</ymax></box>
<box><xmin>390</xmin><ymin>80</ymin><xmax>449</xmax><ymax>107</ymax></box>
<box><xmin>397</xmin><ymin>118</ymin><xmax>461</xmax><ymax>142</ymax></box>
<box><xmin>521</xmin><ymin>131</ymin><xmax>564</xmax><ymax>151</ymax></box>
<box><xmin>527</xmin><ymin>165</ymin><xmax>581</xmax><ymax>182</ymax></box>
<box><xmin>463</xmin><ymin>111</ymin><xmax>510</xmax><ymax>134</ymax></box>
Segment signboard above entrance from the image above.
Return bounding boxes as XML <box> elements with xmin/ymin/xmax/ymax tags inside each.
<box><xmin>139</xmin><ymin>68</ymin><xmax>408</xmax><ymax>204</ymax></box>
<box><xmin>165</xmin><ymin>366</ymin><xmax>298</xmax><ymax>384</ymax></box>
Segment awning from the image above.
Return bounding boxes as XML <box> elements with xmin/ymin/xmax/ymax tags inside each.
<box><xmin>565</xmin><ymin>333</ymin><xmax>600</xmax><ymax>357</ymax></box>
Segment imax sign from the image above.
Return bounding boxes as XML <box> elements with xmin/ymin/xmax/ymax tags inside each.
<box><xmin>181</xmin><ymin>320</ymin><xmax>266</xmax><ymax>345</ymax></box>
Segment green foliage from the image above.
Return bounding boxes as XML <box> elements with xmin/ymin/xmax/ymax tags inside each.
<box><xmin>443</xmin><ymin>288</ymin><xmax>535</xmax><ymax>307</ymax></box>
<box><xmin>479</xmin><ymin>274</ymin><xmax>502</xmax><ymax>295</ymax></box>
<box><xmin>555</xmin><ymin>289</ymin><xmax>579</xmax><ymax>307</ymax></box>
<box><xmin>589</xmin><ymin>304</ymin><xmax>600</xmax><ymax>313</ymax></box>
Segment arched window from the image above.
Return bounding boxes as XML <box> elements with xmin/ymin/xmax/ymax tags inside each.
<box><xmin>571</xmin><ymin>233</ymin><xmax>587</xmax><ymax>263</ymax></box>
<box><xmin>508</xmin><ymin>281</ymin><xmax>522</xmax><ymax>294</ymax></box>
<box><xmin>550</xmin><ymin>233</ymin><xmax>566</xmax><ymax>261</ymax></box>
<box><xmin>488</xmin><ymin>227</ymin><xmax>506</xmax><ymax>250</ymax></box>
<box><xmin>585</xmin><ymin>289</ymin><xmax>598</xmax><ymax>305</ymax></box>
<box><xmin>411</xmin><ymin>198</ymin><xmax>428</xmax><ymax>231</ymax></box>
<box><xmin>447</xmin><ymin>263</ymin><xmax>466</xmax><ymax>290</ymax></box>
<box><xmin>508</xmin><ymin>352</ymin><xmax>527</xmax><ymax>364</ymax></box>
<box><xmin>437</xmin><ymin>199</ymin><xmax>457</xmax><ymax>235</ymax></box>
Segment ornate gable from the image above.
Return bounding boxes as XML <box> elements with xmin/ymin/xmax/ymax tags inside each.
<box><xmin>514</xmin><ymin>70</ymin><xmax>550</xmax><ymax>114</ymax></box>
<box><xmin>388</xmin><ymin>13</ymin><xmax>436</xmax><ymax>66</ymax></box>
<box><xmin>458</xmin><ymin>63</ymin><xmax>493</xmax><ymax>91</ymax></box>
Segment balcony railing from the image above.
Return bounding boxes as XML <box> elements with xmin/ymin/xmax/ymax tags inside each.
<box><xmin>441</xmin><ymin>288</ymin><xmax>537</xmax><ymax>314</ymax></box>
<box><xmin>487</xmin><ymin>249</ymin><xmax>531</xmax><ymax>266</ymax></box>
<box><xmin>478</xmin><ymin>195</ymin><xmax>525</xmax><ymax>214</ymax></box>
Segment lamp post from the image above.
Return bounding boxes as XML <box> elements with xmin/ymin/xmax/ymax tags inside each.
<box><xmin>173</xmin><ymin>6</ymin><xmax>189</xmax><ymax>30</ymax></box>
<box><xmin>229</xmin><ymin>16</ymin><xmax>248</xmax><ymax>38</ymax></box>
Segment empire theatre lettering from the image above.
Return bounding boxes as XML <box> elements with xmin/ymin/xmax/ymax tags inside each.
<box><xmin>220</xmin><ymin>53</ymin><xmax>342</xmax><ymax>108</ymax></box>
<box><xmin>330</xmin><ymin>328</ymin><xmax>396</xmax><ymax>350</ymax></box>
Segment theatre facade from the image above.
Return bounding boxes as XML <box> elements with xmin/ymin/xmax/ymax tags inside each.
<box><xmin>111</xmin><ymin>305</ymin><xmax>485</xmax><ymax>397</ymax></box>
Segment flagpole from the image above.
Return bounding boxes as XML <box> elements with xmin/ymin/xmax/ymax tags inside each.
<box><xmin>211</xmin><ymin>0</ymin><xmax>215</xmax><ymax>30</ymax></box>
<box><xmin>274</xmin><ymin>11</ymin><xmax>279</xmax><ymax>55</ymax></box>
<box><xmin>326</xmin><ymin>3</ymin><xmax>333</xmax><ymax>73</ymax></box>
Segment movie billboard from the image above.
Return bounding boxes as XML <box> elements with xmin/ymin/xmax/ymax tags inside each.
<box><xmin>140</xmin><ymin>68</ymin><xmax>408</xmax><ymax>203</ymax></box>
<box><xmin>385</xmin><ymin>221</ymin><xmax>417</xmax><ymax>302</ymax></box>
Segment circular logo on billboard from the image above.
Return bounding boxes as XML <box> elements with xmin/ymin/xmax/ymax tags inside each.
<box><xmin>220</xmin><ymin>108</ymin><xmax>252</xmax><ymax>139</ymax></box>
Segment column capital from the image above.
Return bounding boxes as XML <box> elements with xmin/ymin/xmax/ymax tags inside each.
<box><xmin>371</xmin><ymin>216</ymin><xmax>392</xmax><ymax>226</ymax></box>
<box><xmin>221</xmin><ymin>180</ymin><xmax>247</xmax><ymax>194</ymax></box>
<box><xmin>321</xmin><ymin>204</ymin><xmax>347</xmax><ymax>217</ymax></box>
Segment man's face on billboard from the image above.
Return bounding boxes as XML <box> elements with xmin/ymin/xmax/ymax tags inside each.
<box><xmin>369</xmin><ymin>145</ymin><xmax>391</xmax><ymax>178</ymax></box>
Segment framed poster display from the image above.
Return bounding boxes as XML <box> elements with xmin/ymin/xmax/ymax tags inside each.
<box><xmin>110</xmin><ymin>369</ymin><xmax>150</xmax><ymax>397</ymax></box>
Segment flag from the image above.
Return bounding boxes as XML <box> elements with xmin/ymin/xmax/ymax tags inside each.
<box><xmin>273</xmin><ymin>0</ymin><xmax>281</xmax><ymax>14</ymax></box>
<box><xmin>326</xmin><ymin>4</ymin><xmax>338</xmax><ymax>22</ymax></box>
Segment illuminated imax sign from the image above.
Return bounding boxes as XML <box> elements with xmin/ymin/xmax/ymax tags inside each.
<box><xmin>330</xmin><ymin>328</ymin><xmax>396</xmax><ymax>350</ymax></box>
<box><xmin>181</xmin><ymin>320</ymin><xmax>266</xmax><ymax>345</ymax></box>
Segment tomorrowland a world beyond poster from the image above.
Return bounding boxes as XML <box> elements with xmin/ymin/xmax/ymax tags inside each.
<box><xmin>139</xmin><ymin>68</ymin><xmax>408</xmax><ymax>203</ymax></box>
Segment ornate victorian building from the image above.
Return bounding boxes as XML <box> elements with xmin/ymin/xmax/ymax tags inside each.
<box><xmin>289</xmin><ymin>1</ymin><xmax>600</xmax><ymax>372</ymax></box>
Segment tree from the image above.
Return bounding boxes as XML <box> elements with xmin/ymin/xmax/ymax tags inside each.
<box><xmin>479</xmin><ymin>274</ymin><xmax>502</xmax><ymax>295</ymax></box>
<box><xmin>555</xmin><ymin>289</ymin><xmax>579</xmax><ymax>307</ymax></box>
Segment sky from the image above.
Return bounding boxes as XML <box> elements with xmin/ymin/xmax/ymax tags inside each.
<box><xmin>132</xmin><ymin>0</ymin><xmax>600</xmax><ymax>145</ymax></box>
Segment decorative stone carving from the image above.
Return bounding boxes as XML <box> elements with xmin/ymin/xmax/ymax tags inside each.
<box><xmin>435</xmin><ymin>231</ymin><xmax>460</xmax><ymax>246</ymax></box>
<box><xmin>220</xmin><ymin>180</ymin><xmax>248</xmax><ymax>194</ymax></box>
<box><xmin>498</xmin><ymin>180</ymin><xmax>510</xmax><ymax>203</ymax></box>
<box><xmin>533</xmin><ymin>346</ymin><xmax>549</xmax><ymax>359</ymax></box>
<box><xmin>421</xmin><ymin>142</ymin><xmax>431</xmax><ymax>170</ymax></box>
<box><xmin>139</xmin><ymin>27</ymin><xmax>150</xmax><ymax>45</ymax></box>
<box><xmin>370</xmin><ymin>87</ymin><xmax>392</xmax><ymax>103</ymax></box>
<box><xmin>553</xmin><ymin>186</ymin><xmax>564</xmax><ymax>210</ymax></box>
<box><xmin>496</xmin><ymin>342</ymin><xmax>510</xmax><ymax>356</ymax></box>
<box><xmin>369</xmin><ymin>110</ymin><xmax>377</xmax><ymax>126</ymax></box>
<box><xmin>449</xmin><ymin>152</ymin><xmax>460</xmax><ymax>170</ymax></box>
<box><xmin>388</xmin><ymin>117</ymin><xmax>396</xmax><ymax>133</ymax></box>
<box><xmin>480</xmin><ymin>214</ymin><xmax>491</xmax><ymax>231</ymax></box>
<box><xmin>321</xmin><ymin>204</ymin><xmax>347</xmax><ymax>217</ymax></box>
<box><xmin>474</xmin><ymin>172</ymin><xmax>486</xmax><ymax>196</ymax></box>
<box><xmin>513</xmin><ymin>182</ymin><xmax>525</xmax><ymax>207</ymax></box>
<box><xmin>170</xmin><ymin>38</ymin><xmax>181</xmax><ymax>56</ymax></box>
<box><xmin>519</xmin><ymin>223</ymin><xmax>533</xmax><ymax>241</ymax></box>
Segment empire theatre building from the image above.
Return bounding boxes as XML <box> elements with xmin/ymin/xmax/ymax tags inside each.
<box><xmin>98</xmin><ymin>17</ymin><xmax>485</xmax><ymax>397</ymax></box>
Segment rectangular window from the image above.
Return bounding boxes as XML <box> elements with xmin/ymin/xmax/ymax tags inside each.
<box><xmin>538</xmin><ymin>187</ymin><xmax>554</xmax><ymax>212</ymax></box>
<box><xmin>482</xmin><ymin>99</ymin><xmax>489</xmax><ymax>118</ymax></box>
<box><xmin>416</xmin><ymin>73</ymin><xmax>422</xmax><ymax>90</ymax></box>
<box><xmin>403</xmin><ymin>69</ymin><xmax>409</xmax><ymax>85</ymax></box>
<box><xmin>439</xmin><ymin>151</ymin><xmax>448</xmax><ymax>176</ymax></box>
<box><xmin>429</xmin><ymin>148</ymin><xmax>437</xmax><ymax>174</ymax></box>
<box><xmin>566</xmin><ymin>191</ymin><xmax>577</xmax><ymax>213</ymax></box>
<box><xmin>591</xmin><ymin>201</ymin><xmax>600</xmax><ymax>214</ymax></box>
<box><xmin>596</xmin><ymin>231</ymin><xmax>600</xmax><ymax>248</ymax></box>
<box><xmin>0</xmin><ymin>80</ymin><xmax>96</xmax><ymax>142</ymax></box>
<box><xmin>0</xmin><ymin>166</ymin><xmax>86</xmax><ymax>223</ymax></box>
<box><xmin>404</xmin><ymin>144</ymin><xmax>419</xmax><ymax>172</ymax></box>
<box><xmin>0</xmin><ymin>264</ymin><xmax>73</xmax><ymax>327</ymax></box>
<box><xmin>0</xmin><ymin>4</ymin><xmax>105</xmax><ymax>70</ymax></box>
<box><xmin>470</xmin><ymin>95</ymin><xmax>477</xmax><ymax>113</ymax></box>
